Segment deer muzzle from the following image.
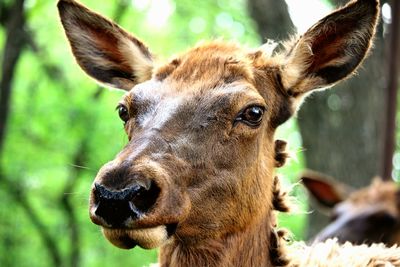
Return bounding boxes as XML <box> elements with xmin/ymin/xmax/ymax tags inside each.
<box><xmin>88</xmin><ymin>158</ymin><xmax>188</xmax><ymax>249</ymax></box>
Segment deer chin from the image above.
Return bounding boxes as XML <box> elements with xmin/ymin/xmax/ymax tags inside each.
<box><xmin>102</xmin><ymin>226</ymin><xmax>169</xmax><ymax>249</ymax></box>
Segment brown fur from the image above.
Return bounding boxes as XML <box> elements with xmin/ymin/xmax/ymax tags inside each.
<box><xmin>56</xmin><ymin>0</ymin><xmax>396</xmax><ymax>266</ymax></box>
<box><xmin>274</xmin><ymin>139</ymin><xmax>290</xmax><ymax>168</ymax></box>
<box><xmin>272</xmin><ymin>176</ymin><xmax>291</xmax><ymax>213</ymax></box>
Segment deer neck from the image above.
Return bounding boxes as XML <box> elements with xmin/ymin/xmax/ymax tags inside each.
<box><xmin>159</xmin><ymin>210</ymin><xmax>280</xmax><ymax>267</ymax></box>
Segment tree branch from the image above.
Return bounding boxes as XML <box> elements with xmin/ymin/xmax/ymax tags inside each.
<box><xmin>0</xmin><ymin>2</ymin><xmax>10</xmax><ymax>25</ymax></box>
<box><xmin>0</xmin><ymin>0</ymin><xmax>27</xmax><ymax>154</ymax></box>
<box><xmin>0</xmin><ymin>172</ymin><xmax>62</xmax><ymax>266</ymax></box>
<box><xmin>60</xmin><ymin>139</ymin><xmax>89</xmax><ymax>267</ymax></box>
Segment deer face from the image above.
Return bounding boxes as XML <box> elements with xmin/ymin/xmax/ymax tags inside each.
<box><xmin>89</xmin><ymin>45</ymin><xmax>283</xmax><ymax>249</ymax></box>
<box><xmin>58</xmin><ymin>0</ymin><xmax>379</xmax><ymax>250</ymax></box>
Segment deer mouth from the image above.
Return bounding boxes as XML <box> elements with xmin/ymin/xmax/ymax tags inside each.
<box><xmin>101</xmin><ymin>223</ymin><xmax>178</xmax><ymax>249</ymax></box>
<box><xmin>102</xmin><ymin>225</ymin><xmax>168</xmax><ymax>249</ymax></box>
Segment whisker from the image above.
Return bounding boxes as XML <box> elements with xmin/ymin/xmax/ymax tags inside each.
<box><xmin>69</xmin><ymin>164</ymin><xmax>92</xmax><ymax>170</ymax></box>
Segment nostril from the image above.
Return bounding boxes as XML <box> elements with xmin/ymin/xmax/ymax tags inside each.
<box><xmin>93</xmin><ymin>184</ymin><xmax>141</xmax><ymax>227</ymax></box>
<box><xmin>131</xmin><ymin>181</ymin><xmax>160</xmax><ymax>214</ymax></box>
<box><xmin>92</xmin><ymin>182</ymin><xmax>160</xmax><ymax>227</ymax></box>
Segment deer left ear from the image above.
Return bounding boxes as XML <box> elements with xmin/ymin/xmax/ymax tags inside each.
<box><xmin>300</xmin><ymin>170</ymin><xmax>352</xmax><ymax>208</ymax></box>
<box><xmin>281</xmin><ymin>0</ymin><xmax>380</xmax><ymax>97</ymax></box>
<box><xmin>57</xmin><ymin>0</ymin><xmax>154</xmax><ymax>91</ymax></box>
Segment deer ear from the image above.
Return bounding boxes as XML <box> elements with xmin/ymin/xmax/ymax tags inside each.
<box><xmin>301</xmin><ymin>170</ymin><xmax>352</xmax><ymax>208</ymax></box>
<box><xmin>57</xmin><ymin>0</ymin><xmax>153</xmax><ymax>91</ymax></box>
<box><xmin>281</xmin><ymin>0</ymin><xmax>379</xmax><ymax>97</ymax></box>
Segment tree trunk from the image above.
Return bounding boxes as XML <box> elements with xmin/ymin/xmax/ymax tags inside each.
<box><xmin>297</xmin><ymin>1</ymin><xmax>387</xmax><ymax>238</ymax></box>
<box><xmin>248</xmin><ymin>0</ymin><xmax>388</xmax><ymax>238</ymax></box>
<box><xmin>298</xmin><ymin>43</ymin><xmax>386</xmax><ymax>237</ymax></box>
<box><xmin>247</xmin><ymin>0</ymin><xmax>294</xmax><ymax>42</ymax></box>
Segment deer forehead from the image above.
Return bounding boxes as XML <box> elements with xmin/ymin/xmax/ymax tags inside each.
<box><xmin>349</xmin><ymin>182</ymin><xmax>399</xmax><ymax>206</ymax></box>
<box><xmin>129</xmin><ymin>79</ymin><xmax>264</xmax><ymax>102</ymax></box>
<box><xmin>123</xmin><ymin>78</ymin><xmax>267</xmax><ymax>130</ymax></box>
<box><xmin>153</xmin><ymin>41</ymin><xmax>278</xmax><ymax>87</ymax></box>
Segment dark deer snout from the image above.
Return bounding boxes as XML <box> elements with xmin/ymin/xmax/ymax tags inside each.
<box><xmin>91</xmin><ymin>178</ymin><xmax>161</xmax><ymax>228</ymax></box>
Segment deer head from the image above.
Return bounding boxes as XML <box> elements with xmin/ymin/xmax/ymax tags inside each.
<box><xmin>57</xmin><ymin>0</ymin><xmax>379</xmax><ymax>263</ymax></box>
<box><xmin>302</xmin><ymin>171</ymin><xmax>400</xmax><ymax>246</ymax></box>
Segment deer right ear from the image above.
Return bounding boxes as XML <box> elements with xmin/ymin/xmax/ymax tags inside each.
<box><xmin>57</xmin><ymin>0</ymin><xmax>154</xmax><ymax>91</ymax></box>
<box><xmin>280</xmin><ymin>0</ymin><xmax>379</xmax><ymax>98</ymax></box>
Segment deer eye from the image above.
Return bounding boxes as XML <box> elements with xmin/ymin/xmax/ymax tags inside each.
<box><xmin>117</xmin><ymin>104</ymin><xmax>129</xmax><ymax>123</ymax></box>
<box><xmin>235</xmin><ymin>105</ymin><xmax>265</xmax><ymax>127</ymax></box>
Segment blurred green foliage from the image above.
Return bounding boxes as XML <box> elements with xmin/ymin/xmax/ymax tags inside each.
<box><xmin>0</xmin><ymin>0</ymin><xmax>307</xmax><ymax>266</ymax></box>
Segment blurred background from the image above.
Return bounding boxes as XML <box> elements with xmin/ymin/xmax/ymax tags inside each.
<box><xmin>0</xmin><ymin>0</ymin><xmax>398</xmax><ymax>266</ymax></box>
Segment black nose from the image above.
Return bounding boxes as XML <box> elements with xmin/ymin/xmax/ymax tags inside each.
<box><xmin>93</xmin><ymin>182</ymin><xmax>160</xmax><ymax>227</ymax></box>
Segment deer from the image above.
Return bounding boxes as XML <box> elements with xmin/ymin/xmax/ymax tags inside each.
<box><xmin>301</xmin><ymin>170</ymin><xmax>400</xmax><ymax>246</ymax></box>
<box><xmin>57</xmin><ymin>0</ymin><xmax>400</xmax><ymax>266</ymax></box>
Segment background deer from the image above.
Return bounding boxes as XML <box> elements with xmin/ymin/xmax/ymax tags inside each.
<box><xmin>58</xmin><ymin>0</ymin><xmax>400</xmax><ymax>266</ymax></box>
<box><xmin>301</xmin><ymin>171</ymin><xmax>400</xmax><ymax>246</ymax></box>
